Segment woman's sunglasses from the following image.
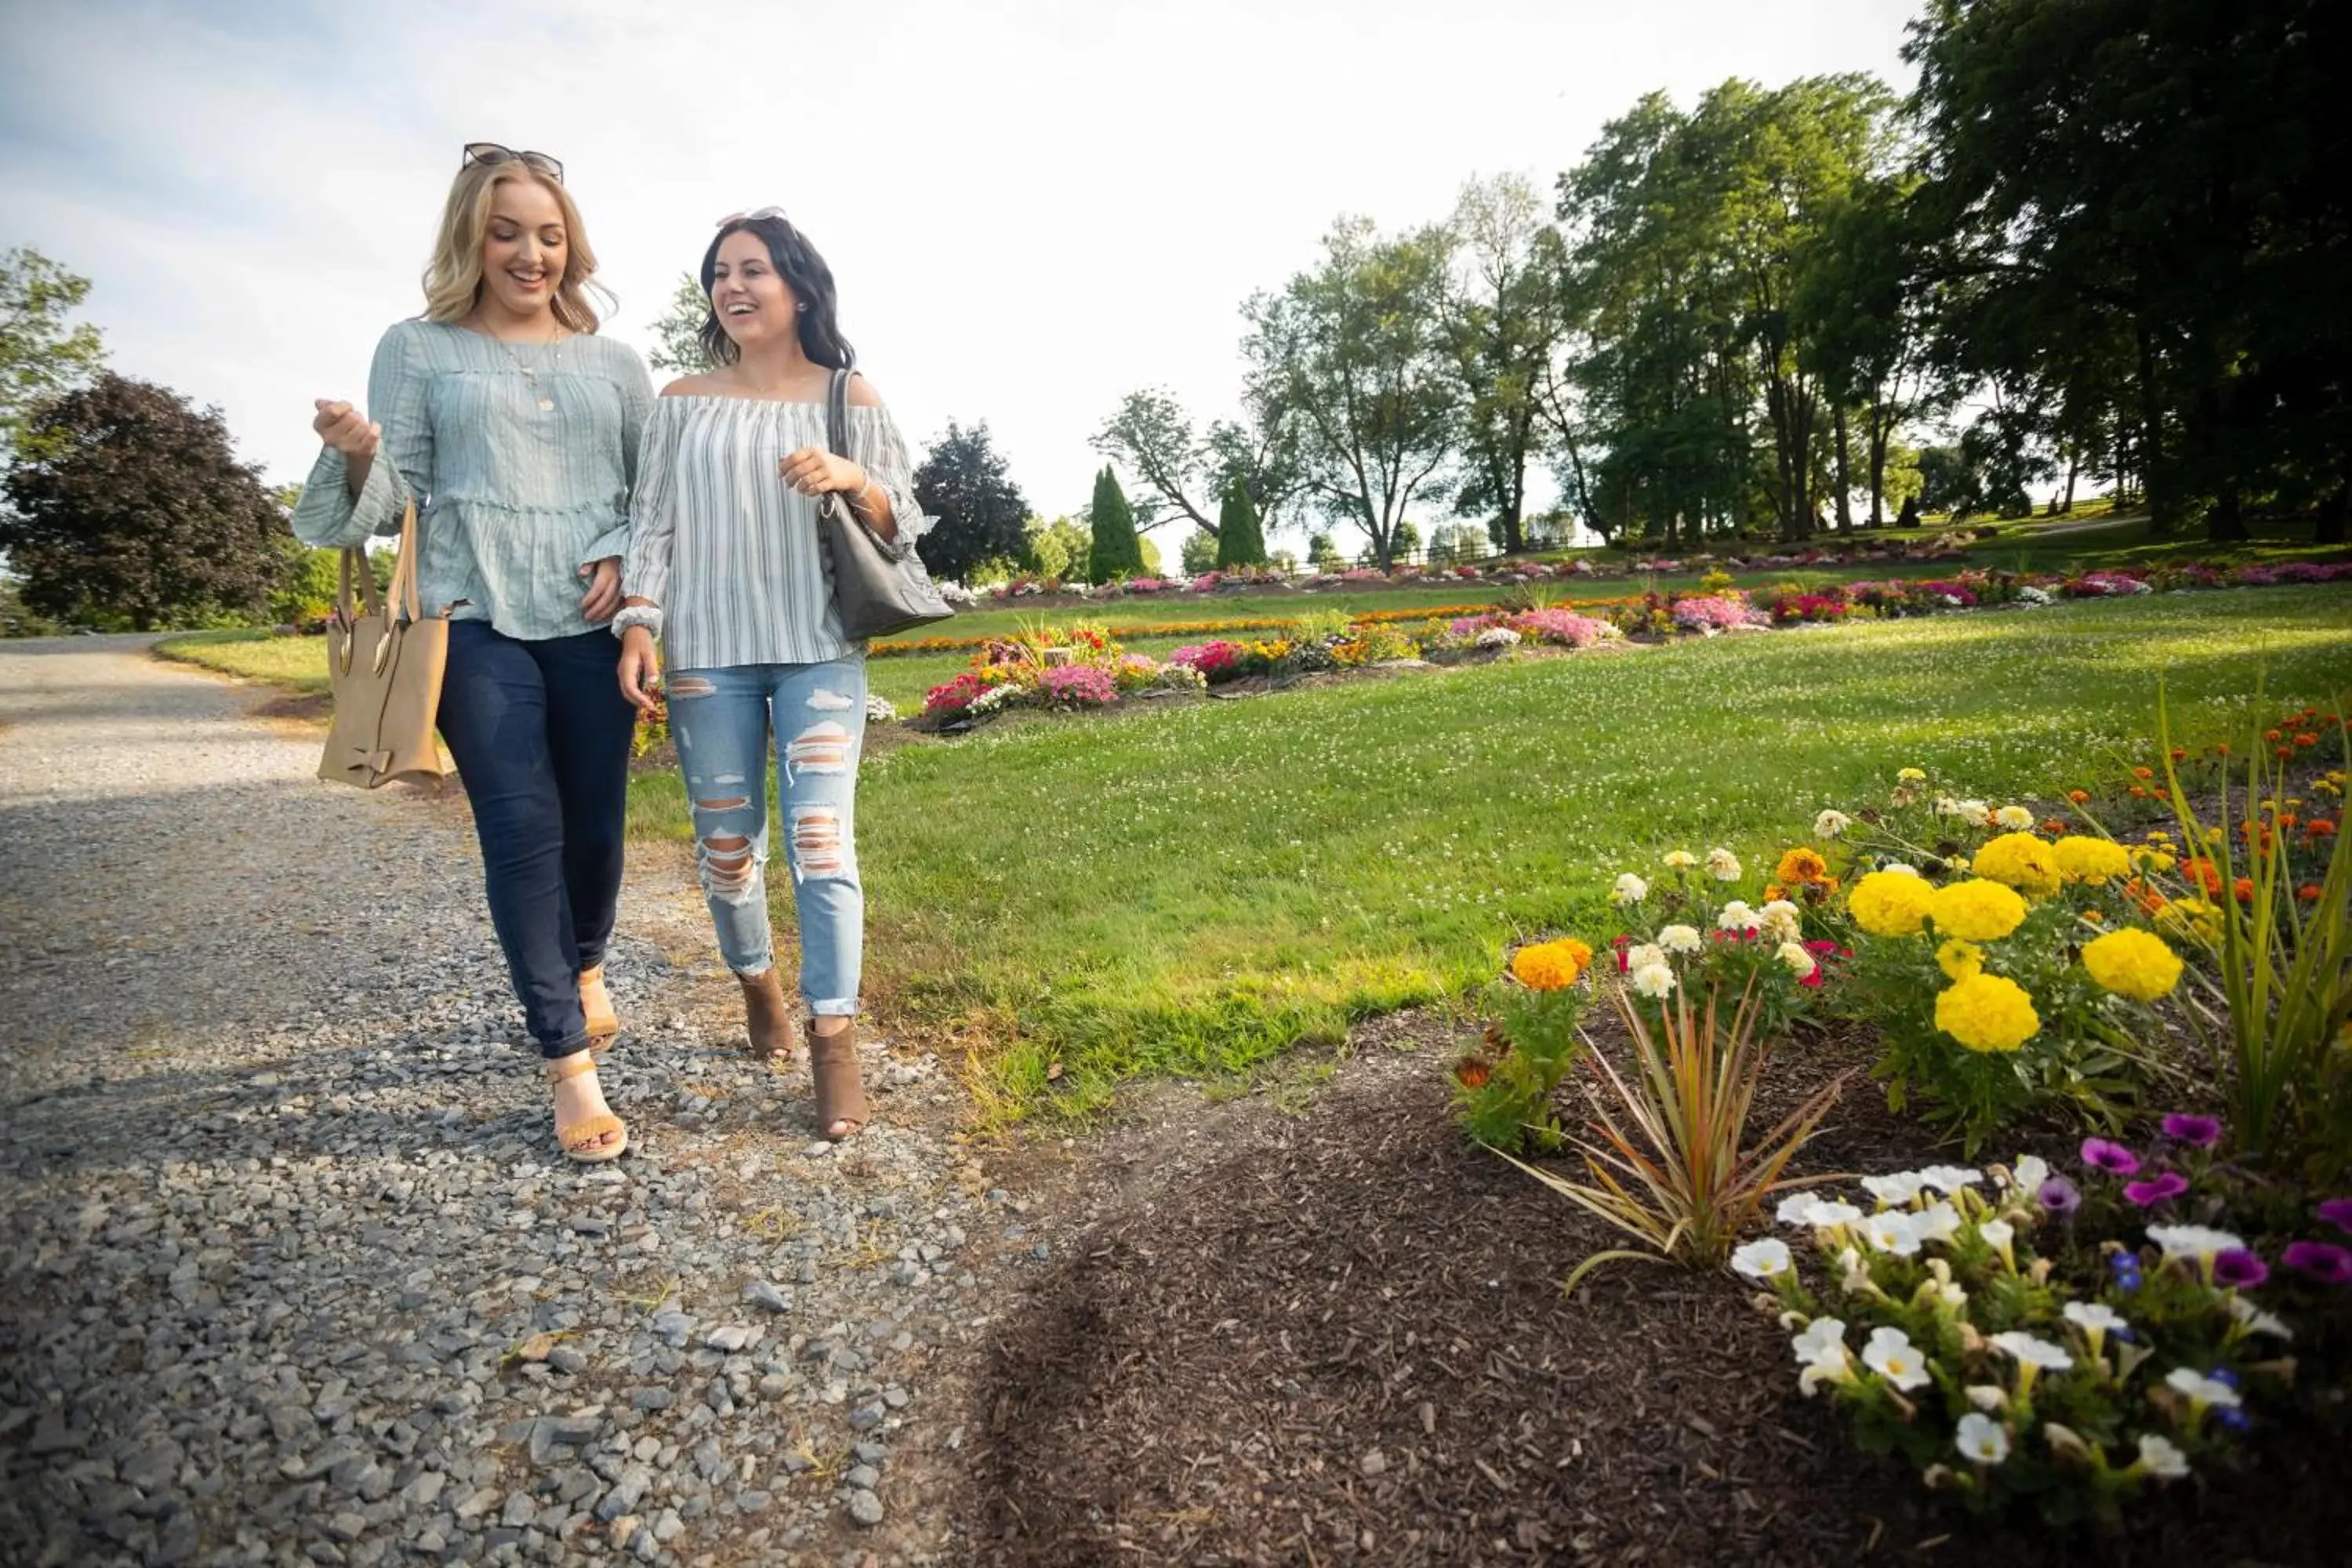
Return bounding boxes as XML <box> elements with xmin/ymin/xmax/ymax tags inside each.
<box><xmin>463</xmin><ymin>143</ymin><xmax>564</xmax><ymax>183</ymax></box>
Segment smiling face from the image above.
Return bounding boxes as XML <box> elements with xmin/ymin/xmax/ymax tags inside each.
<box><xmin>708</xmin><ymin>229</ymin><xmax>799</xmax><ymax>353</ymax></box>
<box><xmin>477</xmin><ymin>175</ymin><xmax>568</xmax><ymax>321</ymax></box>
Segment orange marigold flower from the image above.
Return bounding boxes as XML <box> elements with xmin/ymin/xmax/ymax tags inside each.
<box><xmin>2082</xmin><ymin>908</ymin><xmax>2107</xmax><ymax>924</ymax></box>
<box><xmin>2310</xmin><ymin>820</ymin><xmax>2339</xmax><ymax>838</ymax></box>
<box><xmin>2042</xmin><ymin>818</ymin><xmax>2068</xmax><ymax>835</ymax></box>
<box><xmin>2278</xmin><ymin>747</ymin><xmax>2296</xmax><ymax>761</ymax></box>
<box><xmin>2170</xmin><ymin>749</ymin><xmax>2187</xmax><ymax>763</ymax></box>
<box><xmin>1775</xmin><ymin>848</ymin><xmax>1831</xmax><ymax>886</ymax></box>
<box><xmin>2133</xmin><ymin>766</ymin><xmax>2154</xmax><ymax>780</ymax></box>
<box><xmin>2215</xmin><ymin>743</ymin><xmax>2231</xmax><ymax>756</ymax></box>
<box><xmin>2129</xmin><ymin>786</ymin><xmax>2151</xmax><ymax>799</ymax></box>
<box><xmin>2234</xmin><ymin>877</ymin><xmax>2256</xmax><ymax>902</ymax></box>
<box><xmin>2122</xmin><ymin>877</ymin><xmax>2166</xmax><ymax>916</ymax></box>
<box><xmin>1454</xmin><ymin>1056</ymin><xmax>1494</xmax><ymax>1090</ymax></box>
<box><xmin>1762</xmin><ymin>883</ymin><xmax>1785</xmax><ymax>903</ymax></box>
<box><xmin>2299</xmin><ymin>883</ymin><xmax>2325</xmax><ymax>902</ymax></box>
<box><xmin>2296</xmin><ymin>733</ymin><xmax>2320</xmax><ymax>747</ymax></box>
<box><xmin>2067</xmin><ymin>789</ymin><xmax>2092</xmax><ymax>804</ymax></box>
<box><xmin>2266</xmin><ymin>729</ymin><xmax>2284</xmax><ymax>742</ymax></box>
<box><xmin>2184</xmin><ymin>858</ymin><xmax>2226</xmax><ymax>896</ymax></box>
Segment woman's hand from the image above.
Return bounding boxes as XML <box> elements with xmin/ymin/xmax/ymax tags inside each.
<box><xmin>779</xmin><ymin>448</ymin><xmax>864</xmax><ymax>499</ymax></box>
<box><xmin>617</xmin><ymin>625</ymin><xmax>662</xmax><ymax>713</ymax></box>
<box><xmin>314</xmin><ymin>398</ymin><xmax>379</xmax><ymax>498</ymax></box>
<box><xmin>578</xmin><ymin>557</ymin><xmax>623</xmax><ymax>623</ymax></box>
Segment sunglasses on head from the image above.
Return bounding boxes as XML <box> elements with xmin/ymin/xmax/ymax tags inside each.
<box><xmin>717</xmin><ymin>206</ymin><xmax>789</xmax><ymax>227</ymax></box>
<box><xmin>463</xmin><ymin>143</ymin><xmax>564</xmax><ymax>183</ymax></box>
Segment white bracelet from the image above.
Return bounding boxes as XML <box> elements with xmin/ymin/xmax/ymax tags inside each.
<box><xmin>611</xmin><ymin>604</ymin><xmax>662</xmax><ymax>641</ymax></box>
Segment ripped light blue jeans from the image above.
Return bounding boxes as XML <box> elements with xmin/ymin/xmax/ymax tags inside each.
<box><xmin>667</xmin><ymin>656</ymin><xmax>866</xmax><ymax>1014</ymax></box>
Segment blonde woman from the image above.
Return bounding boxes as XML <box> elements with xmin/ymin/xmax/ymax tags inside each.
<box><xmin>615</xmin><ymin>210</ymin><xmax>930</xmax><ymax>1139</ymax></box>
<box><xmin>292</xmin><ymin>143</ymin><xmax>652</xmax><ymax>1163</ymax></box>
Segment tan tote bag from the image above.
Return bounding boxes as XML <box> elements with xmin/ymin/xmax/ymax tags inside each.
<box><xmin>318</xmin><ymin>499</ymin><xmax>450</xmax><ymax>789</ymax></box>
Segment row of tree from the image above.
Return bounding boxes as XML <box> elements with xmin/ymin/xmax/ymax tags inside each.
<box><xmin>1083</xmin><ymin>0</ymin><xmax>2346</xmax><ymax>565</ymax></box>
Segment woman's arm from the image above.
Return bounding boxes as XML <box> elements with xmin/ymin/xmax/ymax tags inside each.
<box><xmin>290</xmin><ymin>325</ymin><xmax>433</xmax><ymax>548</ymax></box>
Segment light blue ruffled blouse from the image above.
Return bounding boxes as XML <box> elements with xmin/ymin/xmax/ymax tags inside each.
<box><xmin>290</xmin><ymin>319</ymin><xmax>653</xmax><ymax>640</ymax></box>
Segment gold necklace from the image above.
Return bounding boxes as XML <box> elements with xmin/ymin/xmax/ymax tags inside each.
<box><xmin>488</xmin><ymin>321</ymin><xmax>564</xmax><ymax>412</ymax></box>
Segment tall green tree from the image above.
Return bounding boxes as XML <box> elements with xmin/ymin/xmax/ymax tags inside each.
<box><xmin>1092</xmin><ymin>390</ymin><xmax>1216</xmax><ymax>537</ymax></box>
<box><xmin>0</xmin><ymin>248</ymin><xmax>107</xmax><ymax>464</ymax></box>
<box><xmin>1905</xmin><ymin>0</ymin><xmax>2352</xmax><ymax>540</ymax></box>
<box><xmin>1212</xmin><ymin>477</ymin><xmax>1265</xmax><ymax>568</ymax></box>
<box><xmin>647</xmin><ymin>272</ymin><xmax>711</xmax><ymax>376</ymax></box>
<box><xmin>1794</xmin><ymin>172</ymin><xmax>1929</xmax><ymax>528</ymax></box>
<box><xmin>909</xmin><ymin>421</ymin><xmax>1029</xmax><ymax>584</ymax></box>
<box><xmin>1243</xmin><ymin>218</ymin><xmax>1461</xmax><ymax>569</ymax></box>
<box><xmin>1086</xmin><ymin>466</ymin><xmax>1145</xmax><ymax>583</ymax></box>
<box><xmin>1443</xmin><ymin>172</ymin><xmax>1574</xmax><ymax>553</ymax></box>
<box><xmin>2</xmin><ymin>373</ymin><xmax>285</xmax><ymax>629</ymax></box>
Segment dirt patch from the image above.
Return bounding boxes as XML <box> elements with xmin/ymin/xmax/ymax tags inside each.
<box><xmin>956</xmin><ymin>1016</ymin><xmax>2351</xmax><ymax>1567</ymax></box>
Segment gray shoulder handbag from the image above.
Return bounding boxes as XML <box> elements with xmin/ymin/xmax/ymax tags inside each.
<box><xmin>818</xmin><ymin>367</ymin><xmax>954</xmax><ymax>641</ymax></box>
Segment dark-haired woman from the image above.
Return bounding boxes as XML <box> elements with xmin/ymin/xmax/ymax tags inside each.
<box><xmin>616</xmin><ymin>211</ymin><xmax>929</xmax><ymax>1139</ymax></box>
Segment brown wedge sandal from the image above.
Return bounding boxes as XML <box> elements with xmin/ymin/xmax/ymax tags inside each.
<box><xmin>579</xmin><ymin>964</ymin><xmax>620</xmax><ymax>1048</ymax></box>
<box><xmin>579</xmin><ymin>965</ymin><xmax>620</xmax><ymax>1047</ymax></box>
<box><xmin>547</xmin><ymin>1051</ymin><xmax>629</xmax><ymax>1163</ymax></box>
<box><xmin>739</xmin><ymin>967</ymin><xmax>793</xmax><ymax>1063</ymax></box>
<box><xmin>807</xmin><ymin>1019</ymin><xmax>869</xmax><ymax>1141</ymax></box>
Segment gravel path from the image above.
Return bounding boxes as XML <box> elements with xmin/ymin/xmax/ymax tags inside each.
<box><xmin>0</xmin><ymin>639</ymin><xmax>1021</xmax><ymax>1568</ymax></box>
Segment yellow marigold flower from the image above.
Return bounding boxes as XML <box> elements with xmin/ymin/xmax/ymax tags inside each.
<box><xmin>1775</xmin><ymin>847</ymin><xmax>1831</xmax><ymax>886</ymax></box>
<box><xmin>2081</xmin><ymin>928</ymin><xmax>2183</xmax><ymax>1002</ymax></box>
<box><xmin>1936</xmin><ymin>938</ymin><xmax>1984</xmax><ymax>982</ymax></box>
<box><xmin>2052</xmin><ymin>836</ymin><xmax>2132</xmax><ymax>886</ymax></box>
<box><xmin>1898</xmin><ymin>768</ymin><xmax>1928</xmax><ymax>782</ymax></box>
<box><xmin>2153</xmin><ymin>898</ymin><xmax>2223</xmax><ymax>947</ymax></box>
<box><xmin>2130</xmin><ymin>847</ymin><xmax>2179</xmax><ymax>874</ymax></box>
<box><xmin>1973</xmin><ymin>833</ymin><xmax>2063</xmax><ymax>899</ymax></box>
<box><xmin>1934</xmin><ymin>973</ymin><xmax>2042</xmax><ymax>1053</ymax></box>
<box><xmin>1929</xmin><ymin>879</ymin><xmax>2029</xmax><ymax>942</ymax></box>
<box><xmin>1511</xmin><ymin>938</ymin><xmax>1592</xmax><ymax>992</ymax></box>
<box><xmin>1849</xmin><ymin>870</ymin><xmax>1937</xmax><ymax>938</ymax></box>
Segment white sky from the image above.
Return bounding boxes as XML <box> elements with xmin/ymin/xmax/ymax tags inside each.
<box><xmin>2</xmin><ymin>0</ymin><xmax>1920</xmax><ymax>532</ymax></box>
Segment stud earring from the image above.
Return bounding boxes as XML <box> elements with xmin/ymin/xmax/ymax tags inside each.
<box><xmin>796</xmin><ymin>301</ymin><xmax>808</xmax><ymax>314</ymax></box>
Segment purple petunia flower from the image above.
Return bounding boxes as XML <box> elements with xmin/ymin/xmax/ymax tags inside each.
<box><xmin>2319</xmin><ymin>1198</ymin><xmax>2352</xmax><ymax>1235</ymax></box>
<box><xmin>2161</xmin><ymin>1113</ymin><xmax>2223</xmax><ymax>1148</ymax></box>
<box><xmin>2212</xmin><ymin>1250</ymin><xmax>2269</xmax><ymax>1289</ymax></box>
<box><xmin>2217</xmin><ymin>1406</ymin><xmax>2252</xmax><ymax>1434</ymax></box>
<box><xmin>2282</xmin><ymin>1241</ymin><xmax>2352</xmax><ymax>1286</ymax></box>
<box><xmin>2125</xmin><ymin>1172</ymin><xmax>2191</xmax><ymax>1207</ymax></box>
<box><xmin>2082</xmin><ymin>1138</ymin><xmax>2142</xmax><ymax>1176</ymax></box>
<box><xmin>2108</xmin><ymin>1250</ymin><xmax>2143</xmax><ymax>1291</ymax></box>
<box><xmin>2039</xmin><ymin>1176</ymin><xmax>2083</xmax><ymax>1215</ymax></box>
<box><xmin>2209</xmin><ymin>1367</ymin><xmax>2241</xmax><ymax>1389</ymax></box>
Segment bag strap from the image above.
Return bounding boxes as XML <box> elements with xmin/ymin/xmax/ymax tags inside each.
<box><xmin>385</xmin><ymin>497</ymin><xmax>424</xmax><ymax>622</ymax></box>
<box><xmin>336</xmin><ymin>544</ymin><xmax>382</xmax><ymax>624</ymax></box>
<box><xmin>826</xmin><ymin>365</ymin><xmax>853</xmax><ymax>462</ymax></box>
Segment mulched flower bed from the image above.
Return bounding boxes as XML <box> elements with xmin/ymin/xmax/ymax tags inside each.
<box><xmin>964</xmin><ymin>1018</ymin><xmax>2352</xmax><ymax>1566</ymax></box>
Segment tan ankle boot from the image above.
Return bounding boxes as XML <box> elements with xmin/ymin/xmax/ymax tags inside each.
<box><xmin>739</xmin><ymin>968</ymin><xmax>792</xmax><ymax>1062</ymax></box>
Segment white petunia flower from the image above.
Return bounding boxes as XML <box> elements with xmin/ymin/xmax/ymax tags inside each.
<box><xmin>1862</xmin><ymin>1171</ymin><xmax>1929</xmax><ymax>1207</ymax></box>
<box><xmin>1631</xmin><ymin>962</ymin><xmax>1676</xmax><ymax>1000</ymax></box>
<box><xmin>1731</xmin><ymin>1238</ymin><xmax>1793</xmax><ymax>1279</ymax></box>
<box><xmin>1705</xmin><ymin>848</ymin><xmax>1743</xmax><ymax>882</ymax></box>
<box><xmin>1775</xmin><ymin>941</ymin><xmax>1817</xmax><ymax>979</ymax></box>
<box><xmin>1658</xmin><ymin>924</ymin><xmax>1704</xmax><ymax>955</ymax></box>
<box><xmin>2147</xmin><ymin>1224</ymin><xmax>2245</xmax><ymax>1261</ymax></box>
<box><xmin>1991</xmin><ymin>1331</ymin><xmax>2074</xmax><ymax>1372</ymax></box>
<box><xmin>2063</xmin><ymin>1301</ymin><xmax>2129</xmax><ymax>1336</ymax></box>
<box><xmin>1918</xmin><ymin>1166</ymin><xmax>1984</xmax><ymax>1194</ymax></box>
<box><xmin>1777</xmin><ymin>1193</ymin><xmax>1825</xmax><ymax>1227</ymax></box>
<box><xmin>1862</xmin><ymin>1327</ymin><xmax>1932</xmax><ymax>1391</ymax></box>
<box><xmin>1979</xmin><ymin>1219</ymin><xmax>2016</xmax><ymax>1269</ymax></box>
<box><xmin>2165</xmin><ymin>1367</ymin><xmax>2241</xmax><ymax>1410</ymax></box>
<box><xmin>1791</xmin><ymin>1317</ymin><xmax>1846</xmax><ymax>1365</ymax></box>
<box><xmin>1994</xmin><ymin>805</ymin><xmax>2035</xmax><ymax>830</ymax></box>
<box><xmin>1611</xmin><ymin>873</ymin><xmax>1650</xmax><ymax>906</ymax></box>
<box><xmin>1964</xmin><ymin>1385</ymin><xmax>2007</xmax><ymax>1412</ymax></box>
<box><xmin>1863</xmin><ymin>1210</ymin><xmax>1922</xmax><ymax>1256</ymax></box>
<box><xmin>1912</xmin><ymin>1202</ymin><xmax>1962</xmax><ymax>1246</ymax></box>
<box><xmin>1663</xmin><ymin>850</ymin><xmax>1698</xmax><ymax>871</ymax></box>
<box><xmin>2009</xmin><ymin>1155</ymin><xmax>2049</xmax><ymax>1196</ymax></box>
<box><xmin>1955</xmin><ymin>1412</ymin><xmax>2011</xmax><ymax>1465</ymax></box>
<box><xmin>1717</xmin><ymin>901</ymin><xmax>1760</xmax><ymax>933</ymax></box>
<box><xmin>1814</xmin><ymin>810</ymin><xmax>1853</xmax><ymax>840</ymax></box>
<box><xmin>1807</xmin><ymin>1201</ymin><xmax>1863</xmax><ymax>1231</ymax></box>
<box><xmin>2134</xmin><ymin>1432</ymin><xmax>2190</xmax><ymax>1479</ymax></box>
<box><xmin>2227</xmin><ymin>1294</ymin><xmax>2293</xmax><ymax>1341</ymax></box>
<box><xmin>1798</xmin><ymin>1350</ymin><xmax>1854</xmax><ymax>1396</ymax></box>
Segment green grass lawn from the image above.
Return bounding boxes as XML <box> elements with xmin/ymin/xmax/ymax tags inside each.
<box><xmin>1960</xmin><ymin>513</ymin><xmax>2351</xmax><ymax>572</ymax></box>
<box><xmin>154</xmin><ymin>628</ymin><xmax>332</xmax><ymax>695</ymax></box>
<box><xmin>625</xmin><ymin>586</ymin><xmax>2352</xmax><ymax>1123</ymax></box>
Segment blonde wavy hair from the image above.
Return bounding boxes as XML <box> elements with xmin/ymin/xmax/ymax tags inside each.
<box><xmin>421</xmin><ymin>160</ymin><xmax>611</xmax><ymax>333</ymax></box>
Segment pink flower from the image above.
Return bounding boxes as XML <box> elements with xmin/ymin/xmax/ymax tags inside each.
<box><xmin>2282</xmin><ymin>1241</ymin><xmax>2352</xmax><ymax>1286</ymax></box>
<box><xmin>2318</xmin><ymin>1198</ymin><xmax>2352</xmax><ymax>1235</ymax></box>
<box><xmin>2125</xmin><ymin>1172</ymin><xmax>2190</xmax><ymax>1207</ymax></box>
<box><xmin>2161</xmin><ymin>1113</ymin><xmax>2223</xmax><ymax>1147</ymax></box>
<box><xmin>2082</xmin><ymin>1138</ymin><xmax>2141</xmax><ymax>1176</ymax></box>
